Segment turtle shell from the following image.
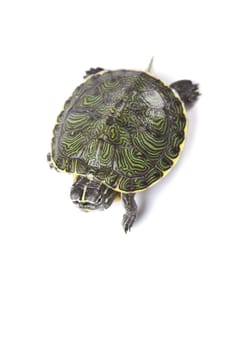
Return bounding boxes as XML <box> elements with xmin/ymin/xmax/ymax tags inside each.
<box><xmin>51</xmin><ymin>70</ymin><xmax>187</xmax><ymax>193</ymax></box>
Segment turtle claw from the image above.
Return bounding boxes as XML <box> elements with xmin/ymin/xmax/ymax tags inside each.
<box><xmin>122</xmin><ymin>193</ymin><xmax>137</xmax><ymax>233</ymax></box>
<box><xmin>122</xmin><ymin>213</ymin><xmax>136</xmax><ymax>234</ymax></box>
<box><xmin>170</xmin><ymin>80</ymin><xmax>200</xmax><ymax>108</ymax></box>
<box><xmin>84</xmin><ymin>67</ymin><xmax>104</xmax><ymax>79</ymax></box>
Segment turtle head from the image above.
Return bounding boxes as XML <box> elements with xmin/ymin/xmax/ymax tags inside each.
<box><xmin>70</xmin><ymin>176</ymin><xmax>116</xmax><ymax>211</ymax></box>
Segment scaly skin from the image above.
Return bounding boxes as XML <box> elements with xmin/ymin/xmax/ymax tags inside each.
<box><xmin>49</xmin><ymin>68</ymin><xmax>199</xmax><ymax>232</ymax></box>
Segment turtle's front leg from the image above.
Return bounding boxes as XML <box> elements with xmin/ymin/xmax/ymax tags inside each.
<box><xmin>47</xmin><ymin>152</ymin><xmax>58</xmax><ymax>171</ymax></box>
<box><xmin>47</xmin><ymin>152</ymin><xmax>54</xmax><ymax>169</ymax></box>
<box><xmin>122</xmin><ymin>193</ymin><xmax>137</xmax><ymax>233</ymax></box>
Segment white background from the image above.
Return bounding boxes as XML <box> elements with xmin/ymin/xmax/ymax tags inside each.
<box><xmin>0</xmin><ymin>0</ymin><xmax>233</xmax><ymax>349</ymax></box>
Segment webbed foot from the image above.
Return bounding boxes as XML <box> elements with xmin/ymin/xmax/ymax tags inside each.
<box><xmin>47</xmin><ymin>152</ymin><xmax>56</xmax><ymax>170</ymax></box>
<box><xmin>170</xmin><ymin>80</ymin><xmax>200</xmax><ymax>108</ymax></box>
<box><xmin>84</xmin><ymin>67</ymin><xmax>104</xmax><ymax>79</ymax></box>
<box><xmin>122</xmin><ymin>193</ymin><xmax>137</xmax><ymax>233</ymax></box>
<box><xmin>122</xmin><ymin>213</ymin><xmax>136</xmax><ymax>233</ymax></box>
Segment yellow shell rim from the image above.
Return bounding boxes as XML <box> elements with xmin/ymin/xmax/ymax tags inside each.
<box><xmin>50</xmin><ymin>68</ymin><xmax>187</xmax><ymax>194</ymax></box>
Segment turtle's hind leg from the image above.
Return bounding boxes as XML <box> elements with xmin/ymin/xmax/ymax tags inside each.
<box><xmin>170</xmin><ymin>80</ymin><xmax>200</xmax><ymax>108</ymax></box>
<box><xmin>122</xmin><ymin>193</ymin><xmax>137</xmax><ymax>233</ymax></box>
<box><xmin>47</xmin><ymin>152</ymin><xmax>57</xmax><ymax>170</ymax></box>
<box><xmin>84</xmin><ymin>67</ymin><xmax>104</xmax><ymax>79</ymax></box>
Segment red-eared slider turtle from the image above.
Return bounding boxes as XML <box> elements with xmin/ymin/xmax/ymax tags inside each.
<box><xmin>48</xmin><ymin>64</ymin><xmax>199</xmax><ymax>232</ymax></box>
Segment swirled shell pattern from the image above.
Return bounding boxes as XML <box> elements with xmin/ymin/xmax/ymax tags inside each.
<box><xmin>51</xmin><ymin>70</ymin><xmax>186</xmax><ymax>192</ymax></box>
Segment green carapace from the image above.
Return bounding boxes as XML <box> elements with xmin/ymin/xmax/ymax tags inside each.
<box><xmin>48</xmin><ymin>65</ymin><xmax>199</xmax><ymax>232</ymax></box>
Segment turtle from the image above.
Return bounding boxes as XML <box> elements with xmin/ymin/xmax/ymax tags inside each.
<box><xmin>48</xmin><ymin>63</ymin><xmax>199</xmax><ymax>233</ymax></box>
